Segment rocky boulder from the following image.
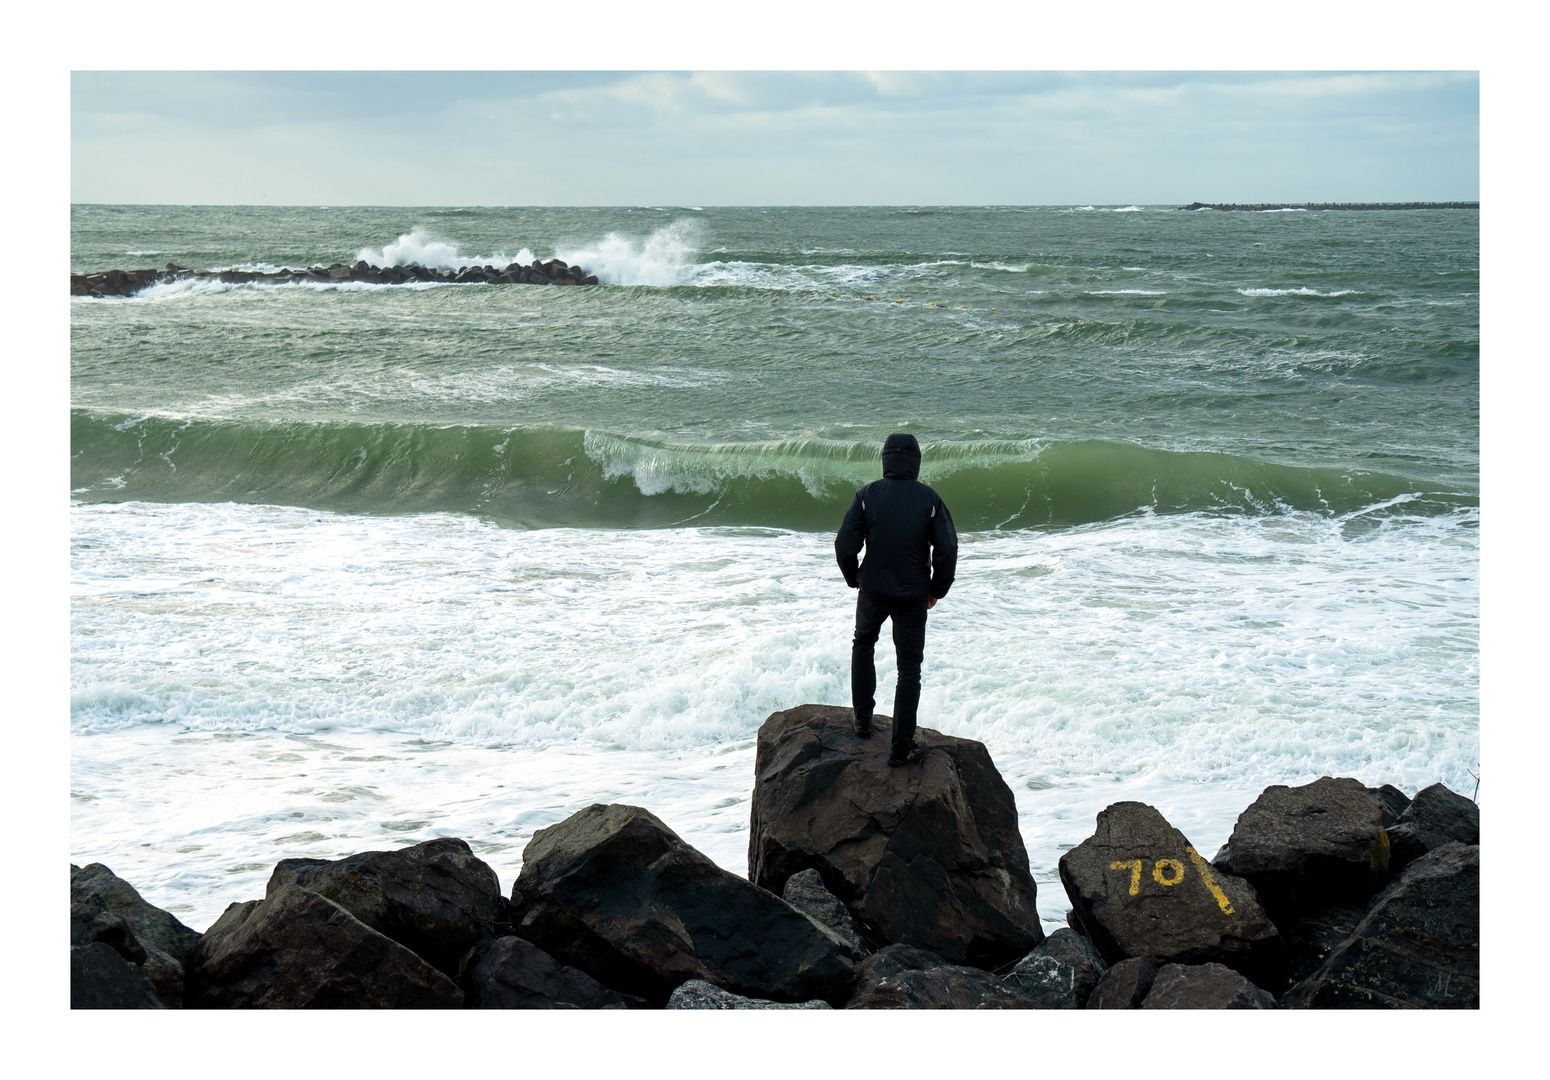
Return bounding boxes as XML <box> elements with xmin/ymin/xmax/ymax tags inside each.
<box><xmin>1085</xmin><ymin>956</ymin><xmax>1158</xmax><ymax>1009</ymax></box>
<box><xmin>844</xmin><ymin>943</ymin><xmax>1039</xmax><ymax>1009</ymax></box>
<box><xmin>1282</xmin><ymin>842</ymin><xmax>1478</xmax><ymax>1009</ymax></box>
<box><xmin>748</xmin><ymin>704</ymin><xmax>1042</xmax><ymax>969</ymax></box>
<box><xmin>72</xmin><ymin>862</ymin><xmax>202</xmax><ymax>1007</ymax></box>
<box><xmin>1386</xmin><ymin>783</ymin><xmax>1479</xmax><ymax>873</ymax></box>
<box><xmin>1280</xmin><ymin>904</ymin><xmax>1367</xmax><ymax>990</ymax></box>
<box><xmin>188</xmin><ymin>883</ymin><xmax>464</xmax><ymax>1008</ymax></box>
<box><xmin>782</xmin><ymin>867</ymin><xmax>868</xmax><ymax>960</ymax></box>
<box><xmin>511</xmin><ymin>803</ymin><xmax>854</xmax><ymax>1005</ymax></box>
<box><xmin>71</xmin><ymin>942</ymin><xmax>164</xmax><ymax>1009</ymax></box>
<box><xmin>267</xmin><ymin>836</ymin><xmax>500</xmax><ymax>977</ymax></box>
<box><xmin>1002</xmin><ymin>927</ymin><xmax>1109</xmax><ymax>1008</ymax></box>
<box><xmin>667</xmin><ymin>980</ymin><xmax>832</xmax><ymax>1009</ymax></box>
<box><xmin>1369</xmin><ymin>784</ymin><xmax>1412</xmax><ymax>828</ymax></box>
<box><xmin>463</xmin><ymin>936</ymin><xmax>645</xmax><ymax>1009</ymax></box>
<box><xmin>1212</xmin><ymin>776</ymin><xmax>1390</xmax><ymax>918</ymax></box>
<box><xmin>1140</xmin><ymin>963</ymin><xmax>1277</xmax><ymax>1009</ymax></box>
<box><xmin>1059</xmin><ymin>801</ymin><xmax>1283</xmax><ymax>987</ymax></box>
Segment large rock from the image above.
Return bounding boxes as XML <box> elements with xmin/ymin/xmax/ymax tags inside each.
<box><xmin>71</xmin><ymin>863</ymin><xmax>202</xmax><ymax>1007</ymax></box>
<box><xmin>1368</xmin><ymin>784</ymin><xmax>1412</xmax><ymax>828</ymax></box>
<box><xmin>1002</xmin><ymin>927</ymin><xmax>1109</xmax><ymax>1008</ymax></box>
<box><xmin>511</xmin><ymin>803</ymin><xmax>854</xmax><ymax>1005</ymax></box>
<box><xmin>463</xmin><ymin>936</ymin><xmax>644</xmax><ymax>1009</ymax></box>
<box><xmin>1059</xmin><ymin>801</ymin><xmax>1283</xmax><ymax>987</ymax></box>
<box><xmin>1282</xmin><ymin>842</ymin><xmax>1478</xmax><ymax>1009</ymax></box>
<box><xmin>1213</xmin><ymin>777</ymin><xmax>1390</xmax><ymax>918</ymax></box>
<box><xmin>188</xmin><ymin>883</ymin><xmax>464</xmax><ymax>1008</ymax></box>
<box><xmin>1086</xmin><ymin>956</ymin><xmax>1158</xmax><ymax>1009</ymax></box>
<box><xmin>1386</xmin><ymin>783</ymin><xmax>1479</xmax><ymax>873</ymax></box>
<box><xmin>267</xmin><ymin>837</ymin><xmax>500</xmax><ymax>977</ymax></box>
<box><xmin>782</xmin><ymin>868</ymin><xmax>868</xmax><ymax>960</ymax></box>
<box><xmin>71</xmin><ymin>943</ymin><xmax>164</xmax><ymax>1009</ymax></box>
<box><xmin>667</xmin><ymin>980</ymin><xmax>831</xmax><ymax>1010</ymax></box>
<box><xmin>748</xmin><ymin>704</ymin><xmax>1042</xmax><ymax>969</ymax></box>
<box><xmin>1140</xmin><ymin>963</ymin><xmax>1276</xmax><ymax>1009</ymax></box>
<box><xmin>1280</xmin><ymin>904</ymin><xmax>1367</xmax><ymax>990</ymax></box>
<box><xmin>844</xmin><ymin>943</ymin><xmax>1039</xmax><ymax>1009</ymax></box>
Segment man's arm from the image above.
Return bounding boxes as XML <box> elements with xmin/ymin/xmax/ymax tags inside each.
<box><xmin>834</xmin><ymin>490</ymin><xmax>866</xmax><ymax>588</ymax></box>
<box><xmin>928</xmin><ymin>497</ymin><xmax>958</xmax><ymax>600</ymax></box>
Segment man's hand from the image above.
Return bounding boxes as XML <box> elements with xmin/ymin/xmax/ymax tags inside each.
<box><xmin>927</xmin><ymin>596</ymin><xmax>936</xmax><ymax>609</ymax></box>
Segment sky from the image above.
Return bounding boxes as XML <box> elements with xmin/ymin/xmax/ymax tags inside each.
<box><xmin>70</xmin><ymin>70</ymin><xmax>1478</xmax><ymax>206</ymax></box>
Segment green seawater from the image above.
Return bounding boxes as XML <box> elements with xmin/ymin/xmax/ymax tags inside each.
<box><xmin>71</xmin><ymin>204</ymin><xmax>1478</xmax><ymax>528</ymax></box>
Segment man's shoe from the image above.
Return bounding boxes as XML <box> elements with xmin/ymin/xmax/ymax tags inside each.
<box><xmin>887</xmin><ymin>741</ymin><xmax>928</xmax><ymax>767</ymax></box>
<box><xmin>852</xmin><ymin>715</ymin><xmax>873</xmax><ymax>738</ymax></box>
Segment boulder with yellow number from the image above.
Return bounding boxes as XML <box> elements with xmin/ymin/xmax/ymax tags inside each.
<box><xmin>1058</xmin><ymin>801</ymin><xmax>1284</xmax><ymax>989</ymax></box>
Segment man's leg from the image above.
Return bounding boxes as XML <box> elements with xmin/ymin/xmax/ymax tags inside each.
<box><xmin>851</xmin><ymin>591</ymin><xmax>887</xmax><ymax>730</ymax></box>
<box><xmin>889</xmin><ymin>597</ymin><xmax>929</xmax><ymax>757</ymax></box>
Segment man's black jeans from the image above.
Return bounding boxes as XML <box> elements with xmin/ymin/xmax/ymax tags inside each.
<box><xmin>851</xmin><ymin>590</ymin><xmax>929</xmax><ymax>755</ymax></box>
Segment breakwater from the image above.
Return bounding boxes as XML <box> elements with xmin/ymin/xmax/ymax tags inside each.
<box><xmin>71</xmin><ymin>257</ymin><xmax>599</xmax><ymax>297</ymax></box>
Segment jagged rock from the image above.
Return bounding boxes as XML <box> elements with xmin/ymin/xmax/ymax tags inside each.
<box><xmin>189</xmin><ymin>883</ymin><xmax>463</xmax><ymax>1008</ymax></box>
<box><xmin>1059</xmin><ymin>801</ymin><xmax>1283</xmax><ymax>987</ymax></box>
<box><xmin>749</xmin><ymin>704</ymin><xmax>1042</xmax><ymax>969</ymax></box>
<box><xmin>1002</xmin><ymin>927</ymin><xmax>1109</xmax><ymax>1008</ymax></box>
<box><xmin>782</xmin><ymin>868</ymin><xmax>868</xmax><ymax>960</ymax></box>
<box><xmin>1368</xmin><ymin>784</ymin><xmax>1412</xmax><ymax>828</ymax></box>
<box><xmin>267</xmin><ymin>836</ymin><xmax>500</xmax><ymax>977</ymax></box>
<box><xmin>511</xmin><ymin>803</ymin><xmax>854</xmax><ymax>1005</ymax></box>
<box><xmin>1086</xmin><ymin>956</ymin><xmax>1157</xmax><ymax>1009</ymax></box>
<box><xmin>1213</xmin><ymin>776</ymin><xmax>1391</xmax><ymax>918</ymax></box>
<box><xmin>1282</xmin><ymin>842</ymin><xmax>1478</xmax><ymax>1009</ymax></box>
<box><xmin>1387</xmin><ymin>783</ymin><xmax>1479</xmax><ymax>873</ymax></box>
<box><xmin>464</xmin><ymin>936</ymin><xmax>646</xmax><ymax>1009</ymax></box>
<box><xmin>1280</xmin><ymin>904</ymin><xmax>1367</xmax><ymax>989</ymax></box>
<box><xmin>71</xmin><ymin>901</ymin><xmax>146</xmax><ymax>966</ymax></box>
<box><xmin>667</xmin><ymin>980</ymin><xmax>832</xmax><ymax>1010</ymax></box>
<box><xmin>72</xmin><ymin>943</ymin><xmax>164</xmax><ymax>1009</ymax></box>
<box><xmin>71</xmin><ymin>863</ymin><xmax>201</xmax><ymax>1007</ymax></box>
<box><xmin>844</xmin><ymin>943</ymin><xmax>1038</xmax><ymax>1009</ymax></box>
<box><xmin>1141</xmin><ymin>963</ymin><xmax>1276</xmax><ymax>1009</ymax></box>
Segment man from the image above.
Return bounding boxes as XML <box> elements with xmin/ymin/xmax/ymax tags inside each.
<box><xmin>835</xmin><ymin>433</ymin><xmax>958</xmax><ymax>766</ymax></box>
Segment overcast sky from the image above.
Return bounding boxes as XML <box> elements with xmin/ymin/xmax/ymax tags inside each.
<box><xmin>72</xmin><ymin>70</ymin><xmax>1477</xmax><ymax>206</ymax></box>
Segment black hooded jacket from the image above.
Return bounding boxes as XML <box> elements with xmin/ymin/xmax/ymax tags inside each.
<box><xmin>835</xmin><ymin>434</ymin><xmax>958</xmax><ymax>601</ymax></box>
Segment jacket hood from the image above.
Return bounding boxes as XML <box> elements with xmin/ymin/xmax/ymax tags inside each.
<box><xmin>881</xmin><ymin>433</ymin><xmax>921</xmax><ymax>480</ymax></box>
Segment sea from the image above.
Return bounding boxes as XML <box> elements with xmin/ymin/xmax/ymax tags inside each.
<box><xmin>70</xmin><ymin>204</ymin><xmax>1479</xmax><ymax>934</ymax></box>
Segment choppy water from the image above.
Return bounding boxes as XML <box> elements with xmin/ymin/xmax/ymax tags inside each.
<box><xmin>70</xmin><ymin>205</ymin><xmax>1478</xmax><ymax>931</ymax></box>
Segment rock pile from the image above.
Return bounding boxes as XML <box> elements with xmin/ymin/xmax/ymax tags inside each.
<box><xmin>70</xmin><ymin>258</ymin><xmax>599</xmax><ymax>297</ymax></box>
<box><xmin>70</xmin><ymin>703</ymin><xmax>1479</xmax><ymax>1010</ymax></box>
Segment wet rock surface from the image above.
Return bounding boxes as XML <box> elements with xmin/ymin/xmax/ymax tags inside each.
<box><xmin>667</xmin><ymin>979</ymin><xmax>832</xmax><ymax>1009</ymax></box>
<box><xmin>1140</xmin><ymin>962</ymin><xmax>1277</xmax><ymax>1009</ymax></box>
<box><xmin>268</xmin><ymin>837</ymin><xmax>501</xmax><ymax>978</ymax></box>
<box><xmin>1282</xmin><ymin>842</ymin><xmax>1479</xmax><ymax>1009</ymax></box>
<box><xmin>844</xmin><ymin>943</ymin><xmax>1039</xmax><ymax>1009</ymax></box>
<box><xmin>512</xmin><ymin>802</ymin><xmax>855</xmax><ymax>1005</ymax></box>
<box><xmin>188</xmin><ymin>883</ymin><xmax>464</xmax><ymax>1008</ymax></box>
<box><xmin>1060</xmin><ymin>801</ymin><xmax>1284</xmax><ymax>986</ymax></box>
<box><xmin>749</xmin><ymin>704</ymin><xmax>1042</xmax><ymax>968</ymax></box>
<box><xmin>71</xmin><ymin>257</ymin><xmax>601</xmax><ymax>297</ymax></box>
<box><xmin>1213</xmin><ymin>777</ymin><xmax>1391</xmax><ymax>919</ymax></box>
<box><xmin>463</xmin><ymin>935</ymin><xmax>645</xmax><ymax>1009</ymax></box>
<box><xmin>1002</xmin><ymin>928</ymin><xmax>1109</xmax><ymax>1008</ymax></box>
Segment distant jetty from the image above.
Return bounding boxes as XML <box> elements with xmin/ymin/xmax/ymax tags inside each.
<box><xmin>1180</xmin><ymin>202</ymin><xmax>1479</xmax><ymax>212</ymax></box>
<box><xmin>71</xmin><ymin>258</ymin><xmax>600</xmax><ymax>298</ymax></box>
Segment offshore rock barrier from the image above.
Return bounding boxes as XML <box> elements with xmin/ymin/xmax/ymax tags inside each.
<box><xmin>70</xmin><ymin>258</ymin><xmax>600</xmax><ymax>297</ymax></box>
<box><xmin>70</xmin><ymin>704</ymin><xmax>1479</xmax><ymax>1009</ymax></box>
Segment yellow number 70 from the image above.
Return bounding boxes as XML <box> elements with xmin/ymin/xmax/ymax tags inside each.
<box><xmin>1108</xmin><ymin>858</ymin><xmax>1186</xmax><ymax>896</ymax></box>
